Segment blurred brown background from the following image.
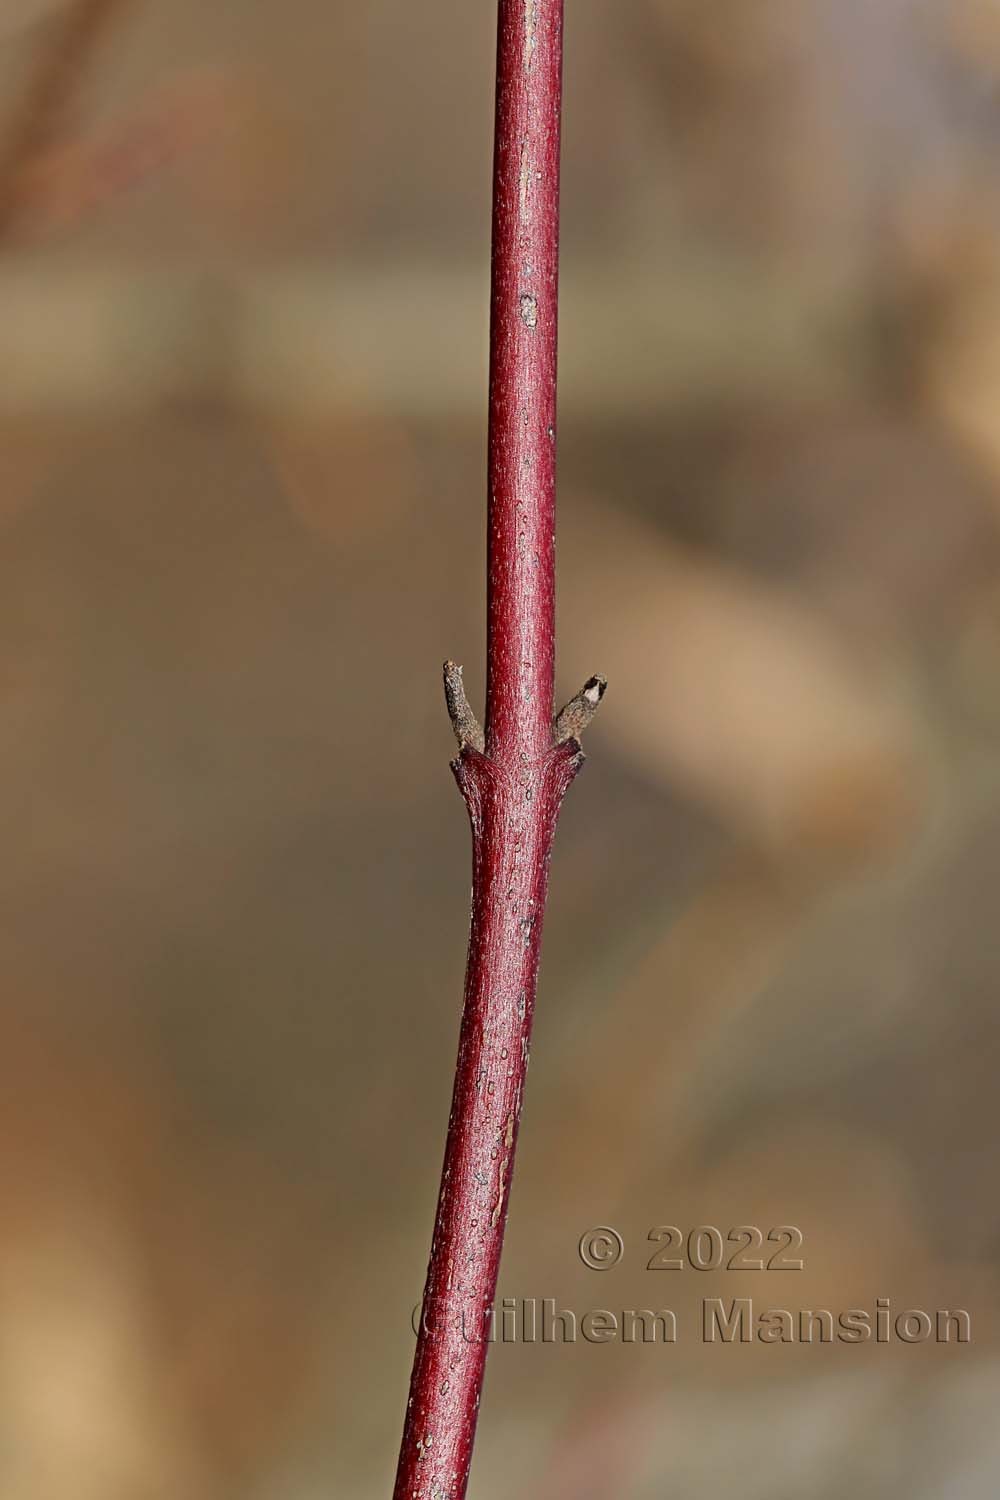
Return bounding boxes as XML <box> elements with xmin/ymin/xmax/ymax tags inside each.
<box><xmin>1</xmin><ymin>1</ymin><xmax>999</xmax><ymax>1495</ymax></box>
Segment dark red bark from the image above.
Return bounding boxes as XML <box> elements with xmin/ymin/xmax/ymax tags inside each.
<box><xmin>391</xmin><ymin>736</ymin><xmax>579</xmax><ymax>1500</ymax></box>
<box><xmin>392</xmin><ymin>6</ymin><xmax>602</xmax><ymax>1499</ymax></box>
<box><xmin>484</xmin><ymin>0</ymin><xmax>563</xmax><ymax>764</ymax></box>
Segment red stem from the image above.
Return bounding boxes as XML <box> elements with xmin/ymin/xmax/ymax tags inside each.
<box><xmin>485</xmin><ymin>0</ymin><xmax>562</xmax><ymax>764</ymax></box>
<box><xmin>391</xmin><ymin>5</ymin><xmax>596</xmax><ymax>1498</ymax></box>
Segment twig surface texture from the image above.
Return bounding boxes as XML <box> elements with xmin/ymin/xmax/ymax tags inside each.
<box><xmin>392</xmin><ymin>3</ymin><xmax>604</xmax><ymax>1498</ymax></box>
